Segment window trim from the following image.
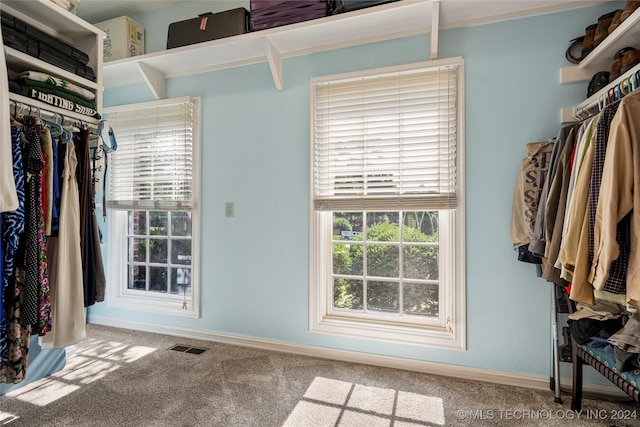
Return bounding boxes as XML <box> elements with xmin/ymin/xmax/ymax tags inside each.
<box><xmin>106</xmin><ymin>97</ymin><xmax>201</xmax><ymax>318</ymax></box>
<box><xmin>308</xmin><ymin>59</ymin><xmax>465</xmax><ymax>349</ymax></box>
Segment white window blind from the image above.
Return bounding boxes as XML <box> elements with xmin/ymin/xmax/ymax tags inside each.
<box><xmin>311</xmin><ymin>60</ymin><xmax>460</xmax><ymax>211</ymax></box>
<box><xmin>106</xmin><ymin>97</ymin><xmax>196</xmax><ymax>210</ymax></box>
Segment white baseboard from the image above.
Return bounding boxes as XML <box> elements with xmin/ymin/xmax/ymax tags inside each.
<box><xmin>87</xmin><ymin>314</ymin><xmax>554</xmax><ymax>391</ymax></box>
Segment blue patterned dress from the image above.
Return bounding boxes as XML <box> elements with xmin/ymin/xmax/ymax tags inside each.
<box><xmin>0</xmin><ymin>126</ymin><xmax>25</xmax><ymax>366</ymax></box>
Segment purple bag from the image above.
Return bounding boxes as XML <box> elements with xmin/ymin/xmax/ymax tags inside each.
<box><xmin>250</xmin><ymin>0</ymin><xmax>329</xmax><ymax>31</ymax></box>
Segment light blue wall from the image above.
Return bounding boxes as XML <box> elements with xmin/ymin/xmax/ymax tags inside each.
<box><xmin>90</xmin><ymin>2</ymin><xmax>619</xmax><ymax>379</ymax></box>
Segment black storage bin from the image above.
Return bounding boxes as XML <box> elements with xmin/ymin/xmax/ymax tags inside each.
<box><xmin>330</xmin><ymin>0</ymin><xmax>399</xmax><ymax>14</ymax></box>
<box><xmin>167</xmin><ymin>8</ymin><xmax>249</xmax><ymax>49</ymax></box>
<box><xmin>250</xmin><ymin>0</ymin><xmax>329</xmax><ymax>31</ymax></box>
<box><xmin>1</xmin><ymin>11</ymin><xmax>95</xmax><ymax>81</ymax></box>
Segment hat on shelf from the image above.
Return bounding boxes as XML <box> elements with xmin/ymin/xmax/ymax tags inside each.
<box><xmin>587</xmin><ymin>71</ymin><xmax>610</xmax><ymax>98</ymax></box>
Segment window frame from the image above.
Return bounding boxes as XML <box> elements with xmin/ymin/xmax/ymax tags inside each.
<box><xmin>105</xmin><ymin>97</ymin><xmax>201</xmax><ymax>318</ymax></box>
<box><xmin>308</xmin><ymin>59</ymin><xmax>465</xmax><ymax>349</ymax></box>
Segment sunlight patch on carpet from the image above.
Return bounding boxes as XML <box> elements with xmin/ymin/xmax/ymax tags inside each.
<box><xmin>3</xmin><ymin>339</ymin><xmax>157</xmax><ymax>408</ymax></box>
<box><xmin>303</xmin><ymin>377</ymin><xmax>352</xmax><ymax>405</ymax></box>
<box><xmin>0</xmin><ymin>410</ymin><xmax>19</xmax><ymax>424</ymax></box>
<box><xmin>76</xmin><ymin>339</ymin><xmax>156</xmax><ymax>363</ymax></box>
<box><xmin>347</xmin><ymin>384</ymin><xmax>395</xmax><ymax>415</ymax></box>
<box><xmin>283</xmin><ymin>401</ymin><xmax>341</xmax><ymax>427</ymax></box>
<box><xmin>52</xmin><ymin>356</ymin><xmax>120</xmax><ymax>384</ymax></box>
<box><xmin>5</xmin><ymin>378</ymin><xmax>80</xmax><ymax>406</ymax></box>
<box><xmin>286</xmin><ymin>376</ymin><xmax>446</xmax><ymax>426</ymax></box>
<box><xmin>396</xmin><ymin>391</ymin><xmax>444</xmax><ymax>425</ymax></box>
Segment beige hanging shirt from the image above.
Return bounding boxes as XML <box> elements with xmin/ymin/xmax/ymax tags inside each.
<box><xmin>590</xmin><ymin>91</ymin><xmax>640</xmax><ymax>307</ymax></box>
<box><xmin>559</xmin><ymin>126</ymin><xmax>596</xmax><ymax>304</ymax></box>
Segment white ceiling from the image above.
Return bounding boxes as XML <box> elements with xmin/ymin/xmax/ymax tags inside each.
<box><xmin>74</xmin><ymin>0</ymin><xmax>613</xmax><ymax>28</ymax></box>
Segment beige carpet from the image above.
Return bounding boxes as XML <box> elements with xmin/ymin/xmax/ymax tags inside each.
<box><xmin>0</xmin><ymin>324</ymin><xmax>637</xmax><ymax>426</ymax></box>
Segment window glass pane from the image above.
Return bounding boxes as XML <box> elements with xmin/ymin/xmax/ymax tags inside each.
<box><xmin>171</xmin><ymin>267</ymin><xmax>191</xmax><ymax>296</ymax></box>
<box><xmin>171</xmin><ymin>239</ymin><xmax>192</xmax><ymax>265</ymax></box>
<box><xmin>128</xmin><ymin>265</ymin><xmax>146</xmax><ymax>290</ymax></box>
<box><xmin>171</xmin><ymin>212</ymin><xmax>192</xmax><ymax>237</ymax></box>
<box><xmin>129</xmin><ymin>211</ymin><xmax>147</xmax><ymax>235</ymax></box>
<box><xmin>367</xmin><ymin>245</ymin><xmax>399</xmax><ymax>277</ymax></box>
<box><xmin>149</xmin><ymin>211</ymin><xmax>168</xmax><ymax>236</ymax></box>
<box><xmin>403</xmin><ymin>211</ymin><xmax>438</xmax><ymax>242</ymax></box>
<box><xmin>129</xmin><ymin>238</ymin><xmax>146</xmax><ymax>262</ymax></box>
<box><xmin>149</xmin><ymin>266</ymin><xmax>168</xmax><ymax>293</ymax></box>
<box><xmin>367</xmin><ymin>281</ymin><xmax>398</xmax><ymax>313</ymax></box>
<box><xmin>333</xmin><ymin>278</ymin><xmax>363</xmax><ymax>310</ymax></box>
<box><xmin>333</xmin><ymin>212</ymin><xmax>363</xmax><ymax>241</ymax></box>
<box><xmin>403</xmin><ymin>245</ymin><xmax>439</xmax><ymax>280</ymax></box>
<box><xmin>367</xmin><ymin>212</ymin><xmax>400</xmax><ymax>242</ymax></box>
<box><xmin>403</xmin><ymin>282</ymin><xmax>439</xmax><ymax>317</ymax></box>
<box><xmin>333</xmin><ymin>242</ymin><xmax>363</xmax><ymax>276</ymax></box>
<box><xmin>149</xmin><ymin>239</ymin><xmax>168</xmax><ymax>263</ymax></box>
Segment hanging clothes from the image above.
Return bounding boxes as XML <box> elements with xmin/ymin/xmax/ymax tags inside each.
<box><xmin>0</xmin><ymin>273</ymin><xmax>32</xmax><ymax>384</ymax></box>
<box><xmin>75</xmin><ymin>130</ymin><xmax>96</xmax><ymax>307</ymax></box>
<box><xmin>0</xmin><ymin>126</ymin><xmax>25</xmax><ymax>364</ymax></box>
<box><xmin>587</xmin><ymin>100</ymin><xmax>629</xmax><ymax>296</ymax></box>
<box><xmin>529</xmin><ymin>125</ymin><xmax>573</xmax><ymax>258</ymax></box>
<box><xmin>591</xmin><ymin>90</ymin><xmax>640</xmax><ymax>307</ymax></box>
<box><xmin>1</xmin><ymin>112</ymin><xmax>107</xmax><ymax>383</ymax></box>
<box><xmin>90</xmin><ymin>142</ymin><xmax>106</xmax><ymax>302</ymax></box>
<box><xmin>40</xmin><ymin>142</ymin><xmax>86</xmax><ymax>349</ymax></box>
<box><xmin>559</xmin><ymin>117</ymin><xmax>597</xmax><ymax>304</ymax></box>
<box><xmin>555</xmin><ymin>116</ymin><xmax>598</xmax><ymax>277</ymax></box>
<box><xmin>92</xmin><ymin>203</ymin><xmax>106</xmax><ymax>303</ymax></box>
<box><xmin>18</xmin><ymin>122</ymin><xmax>51</xmax><ymax>334</ymax></box>
<box><xmin>41</xmin><ymin>128</ymin><xmax>54</xmax><ymax>236</ymax></box>
<box><xmin>541</xmin><ymin>124</ymin><xmax>578</xmax><ymax>287</ymax></box>
<box><xmin>510</xmin><ymin>140</ymin><xmax>554</xmax><ymax>263</ymax></box>
<box><xmin>74</xmin><ymin>129</ymin><xmax>106</xmax><ymax>307</ymax></box>
<box><xmin>50</xmin><ymin>135</ymin><xmax>61</xmax><ymax>234</ymax></box>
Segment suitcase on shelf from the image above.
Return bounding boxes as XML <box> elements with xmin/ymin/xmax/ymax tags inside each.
<box><xmin>166</xmin><ymin>8</ymin><xmax>249</xmax><ymax>49</ymax></box>
<box><xmin>249</xmin><ymin>0</ymin><xmax>329</xmax><ymax>31</ymax></box>
<box><xmin>330</xmin><ymin>0</ymin><xmax>399</xmax><ymax>14</ymax></box>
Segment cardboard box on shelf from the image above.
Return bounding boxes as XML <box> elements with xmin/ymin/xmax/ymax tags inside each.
<box><xmin>94</xmin><ymin>16</ymin><xmax>144</xmax><ymax>62</ymax></box>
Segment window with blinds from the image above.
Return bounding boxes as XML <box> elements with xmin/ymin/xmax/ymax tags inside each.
<box><xmin>106</xmin><ymin>97</ymin><xmax>196</xmax><ymax>211</ymax></box>
<box><xmin>309</xmin><ymin>59</ymin><xmax>465</xmax><ymax>349</ymax></box>
<box><xmin>105</xmin><ymin>97</ymin><xmax>201</xmax><ymax>319</ymax></box>
<box><xmin>311</xmin><ymin>59</ymin><xmax>460</xmax><ymax>212</ymax></box>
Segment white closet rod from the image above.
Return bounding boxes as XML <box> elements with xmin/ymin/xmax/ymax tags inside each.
<box><xmin>574</xmin><ymin>66</ymin><xmax>640</xmax><ymax>120</ymax></box>
<box><xmin>10</xmin><ymin>99</ymin><xmax>98</xmax><ymax>131</ymax></box>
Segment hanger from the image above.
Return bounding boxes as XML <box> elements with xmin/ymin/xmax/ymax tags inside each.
<box><xmin>597</xmin><ymin>94</ymin><xmax>606</xmax><ymax>112</ymax></box>
<box><xmin>45</xmin><ymin>113</ymin><xmax>64</xmax><ymax>138</ymax></box>
<box><xmin>60</xmin><ymin>127</ymin><xmax>74</xmax><ymax>144</ymax></box>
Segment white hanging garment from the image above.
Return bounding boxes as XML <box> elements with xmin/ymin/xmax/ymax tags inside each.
<box><xmin>40</xmin><ymin>142</ymin><xmax>86</xmax><ymax>349</ymax></box>
<box><xmin>0</xmin><ymin>25</ymin><xmax>19</xmax><ymax>212</ymax></box>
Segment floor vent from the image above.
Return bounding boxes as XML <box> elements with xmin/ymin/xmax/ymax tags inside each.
<box><xmin>169</xmin><ymin>344</ymin><xmax>206</xmax><ymax>355</ymax></box>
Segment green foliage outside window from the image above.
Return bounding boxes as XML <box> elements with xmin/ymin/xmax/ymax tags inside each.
<box><xmin>333</xmin><ymin>218</ymin><xmax>439</xmax><ymax>317</ymax></box>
